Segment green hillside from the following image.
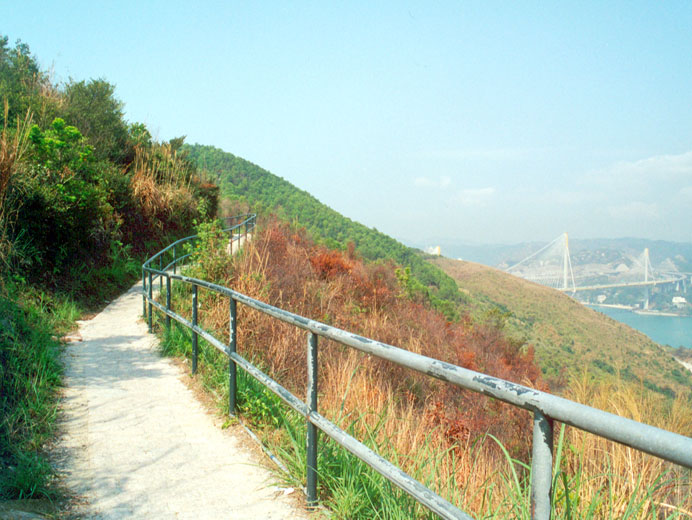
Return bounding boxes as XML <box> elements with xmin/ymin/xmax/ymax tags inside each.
<box><xmin>432</xmin><ymin>257</ymin><xmax>692</xmax><ymax>399</ymax></box>
<box><xmin>184</xmin><ymin>143</ymin><xmax>463</xmax><ymax>318</ymax></box>
<box><xmin>183</xmin><ymin>142</ymin><xmax>692</xmax><ymax>400</ymax></box>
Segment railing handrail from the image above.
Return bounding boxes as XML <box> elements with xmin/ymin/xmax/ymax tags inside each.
<box><xmin>142</xmin><ymin>214</ymin><xmax>692</xmax><ymax>520</ymax></box>
<box><xmin>143</xmin><ymin>213</ymin><xmax>256</xmax><ymax>270</ymax></box>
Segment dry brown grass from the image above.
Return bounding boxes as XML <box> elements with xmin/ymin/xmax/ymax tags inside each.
<box><xmin>182</xmin><ymin>220</ymin><xmax>539</xmax><ymax>512</ymax></box>
<box><xmin>131</xmin><ymin>143</ymin><xmax>192</xmax><ymax>188</ymax></box>
<box><xmin>432</xmin><ymin>257</ymin><xmax>690</xmax><ymax>401</ymax></box>
<box><xmin>0</xmin><ymin>102</ymin><xmax>33</xmax><ymax>266</ymax></box>
<box><xmin>0</xmin><ymin>102</ymin><xmax>32</xmax><ymax>211</ymax></box>
<box><xmin>179</xmin><ymin>219</ymin><xmax>691</xmax><ymax>517</ymax></box>
<box><xmin>558</xmin><ymin>374</ymin><xmax>692</xmax><ymax>517</ymax></box>
<box><xmin>129</xmin><ymin>144</ymin><xmax>200</xmax><ymax>233</ymax></box>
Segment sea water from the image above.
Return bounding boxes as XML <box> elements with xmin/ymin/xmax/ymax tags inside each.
<box><xmin>590</xmin><ymin>306</ymin><xmax>692</xmax><ymax>349</ymax></box>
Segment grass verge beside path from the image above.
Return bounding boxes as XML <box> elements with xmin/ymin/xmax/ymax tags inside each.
<box><xmin>159</xmin><ymin>322</ymin><xmax>692</xmax><ymax>517</ymax></box>
<box><xmin>155</xmin><ymin>319</ymin><xmax>444</xmax><ymax>519</ymax></box>
<box><xmin>0</xmin><ymin>281</ymin><xmax>77</xmax><ymax>500</ymax></box>
<box><xmin>0</xmin><ymin>248</ymin><xmax>141</xmax><ymax>503</ymax></box>
<box><xmin>154</xmin><ymin>307</ymin><xmax>692</xmax><ymax>519</ymax></box>
<box><xmin>149</xmin><ymin>252</ymin><xmax>692</xmax><ymax>519</ymax></box>
<box><xmin>0</xmin><ymin>235</ymin><xmax>184</xmax><ymax>502</ymax></box>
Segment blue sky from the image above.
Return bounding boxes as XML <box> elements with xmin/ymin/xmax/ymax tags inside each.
<box><xmin>3</xmin><ymin>1</ymin><xmax>692</xmax><ymax>246</ymax></box>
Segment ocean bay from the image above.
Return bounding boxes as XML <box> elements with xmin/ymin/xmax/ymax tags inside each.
<box><xmin>591</xmin><ymin>306</ymin><xmax>692</xmax><ymax>349</ymax></box>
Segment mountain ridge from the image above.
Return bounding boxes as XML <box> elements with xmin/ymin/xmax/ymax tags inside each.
<box><xmin>420</xmin><ymin>237</ymin><xmax>692</xmax><ymax>270</ymax></box>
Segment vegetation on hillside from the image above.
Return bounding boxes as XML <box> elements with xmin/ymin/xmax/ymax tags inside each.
<box><xmin>0</xmin><ymin>36</ymin><xmax>218</xmax><ymax>499</ymax></box>
<box><xmin>153</xmin><ymin>219</ymin><xmax>692</xmax><ymax>518</ymax></box>
<box><xmin>3</xmin><ymin>32</ymin><xmax>690</xmax><ymax>517</ymax></box>
<box><xmin>183</xmin><ymin>143</ymin><xmax>463</xmax><ymax>319</ymax></box>
<box><xmin>432</xmin><ymin>257</ymin><xmax>692</xmax><ymax>401</ymax></box>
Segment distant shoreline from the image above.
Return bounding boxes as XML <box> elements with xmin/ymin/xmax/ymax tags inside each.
<box><xmin>588</xmin><ymin>303</ymin><xmax>633</xmax><ymax>310</ymax></box>
<box><xmin>587</xmin><ymin>303</ymin><xmax>689</xmax><ymax>318</ymax></box>
<box><xmin>634</xmin><ymin>310</ymin><xmax>682</xmax><ymax>317</ymax></box>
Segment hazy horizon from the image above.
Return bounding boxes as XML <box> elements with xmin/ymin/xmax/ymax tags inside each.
<box><xmin>4</xmin><ymin>2</ymin><xmax>692</xmax><ymax>245</ymax></box>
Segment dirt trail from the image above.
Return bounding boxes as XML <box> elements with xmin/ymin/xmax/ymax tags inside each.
<box><xmin>56</xmin><ymin>282</ymin><xmax>309</xmax><ymax>519</ymax></box>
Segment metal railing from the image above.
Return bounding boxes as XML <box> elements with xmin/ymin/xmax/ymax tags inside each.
<box><xmin>142</xmin><ymin>215</ymin><xmax>692</xmax><ymax>520</ymax></box>
<box><xmin>142</xmin><ymin>214</ymin><xmax>255</xmax><ymax>323</ymax></box>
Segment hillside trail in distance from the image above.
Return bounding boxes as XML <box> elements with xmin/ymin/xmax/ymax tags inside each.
<box><xmin>54</xmin><ymin>281</ymin><xmax>311</xmax><ymax>519</ymax></box>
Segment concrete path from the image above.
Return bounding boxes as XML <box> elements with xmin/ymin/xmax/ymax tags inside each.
<box><xmin>227</xmin><ymin>233</ymin><xmax>252</xmax><ymax>255</ymax></box>
<box><xmin>56</xmin><ymin>282</ymin><xmax>309</xmax><ymax>519</ymax></box>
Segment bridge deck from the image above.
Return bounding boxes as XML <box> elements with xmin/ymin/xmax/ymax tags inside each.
<box><xmin>560</xmin><ymin>278</ymin><xmax>682</xmax><ymax>292</ymax></box>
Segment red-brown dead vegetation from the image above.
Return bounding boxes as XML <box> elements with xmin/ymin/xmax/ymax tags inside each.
<box><xmin>197</xmin><ymin>218</ymin><xmax>545</xmax><ymax>461</ymax></box>
<box><xmin>309</xmin><ymin>250</ymin><xmax>352</xmax><ymax>279</ymax></box>
<box><xmin>182</xmin><ymin>216</ymin><xmax>692</xmax><ymax>516</ymax></box>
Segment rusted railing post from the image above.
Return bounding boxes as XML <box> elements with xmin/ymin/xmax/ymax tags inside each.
<box><xmin>192</xmin><ymin>285</ymin><xmax>198</xmax><ymax>375</ymax></box>
<box><xmin>229</xmin><ymin>297</ymin><xmax>237</xmax><ymax>414</ymax></box>
<box><xmin>147</xmin><ymin>271</ymin><xmax>153</xmax><ymax>332</ymax></box>
<box><xmin>530</xmin><ymin>411</ymin><xmax>554</xmax><ymax>520</ymax></box>
<box><xmin>165</xmin><ymin>275</ymin><xmax>171</xmax><ymax>331</ymax></box>
<box><xmin>306</xmin><ymin>331</ymin><xmax>319</xmax><ymax>508</ymax></box>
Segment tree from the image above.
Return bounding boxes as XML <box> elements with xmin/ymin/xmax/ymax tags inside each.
<box><xmin>0</xmin><ymin>36</ymin><xmax>56</xmax><ymax>127</ymax></box>
<box><xmin>27</xmin><ymin>117</ymin><xmax>93</xmax><ymax>177</ymax></box>
<box><xmin>62</xmin><ymin>79</ymin><xmax>129</xmax><ymax>163</ymax></box>
<box><xmin>128</xmin><ymin>122</ymin><xmax>152</xmax><ymax>150</ymax></box>
<box><xmin>168</xmin><ymin>135</ymin><xmax>186</xmax><ymax>152</ymax></box>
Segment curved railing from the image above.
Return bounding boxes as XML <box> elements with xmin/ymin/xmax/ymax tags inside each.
<box><xmin>143</xmin><ymin>213</ymin><xmax>255</xmax><ymax>276</ymax></box>
<box><xmin>142</xmin><ymin>215</ymin><xmax>692</xmax><ymax>520</ymax></box>
<box><xmin>141</xmin><ymin>213</ymin><xmax>255</xmax><ymax>312</ymax></box>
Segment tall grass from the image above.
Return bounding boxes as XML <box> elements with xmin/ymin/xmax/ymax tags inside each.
<box><xmin>131</xmin><ymin>142</ymin><xmax>194</xmax><ymax>189</ymax></box>
<box><xmin>0</xmin><ymin>281</ymin><xmax>79</xmax><ymax>499</ymax></box>
<box><xmin>0</xmin><ymin>101</ymin><xmax>32</xmax><ymax>266</ymax></box>
<box><xmin>552</xmin><ymin>375</ymin><xmax>692</xmax><ymax>518</ymax></box>
<box><xmin>130</xmin><ymin>146</ymin><xmax>197</xmax><ymax>234</ymax></box>
<box><xmin>151</xmin><ymin>219</ymin><xmax>692</xmax><ymax>518</ymax></box>
<box><xmin>129</xmin><ymin>142</ymin><xmax>217</xmax><ymax>239</ymax></box>
<box><xmin>0</xmin><ymin>102</ymin><xmax>32</xmax><ymax>208</ymax></box>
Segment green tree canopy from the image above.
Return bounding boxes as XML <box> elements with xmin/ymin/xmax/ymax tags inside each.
<box><xmin>62</xmin><ymin>79</ymin><xmax>130</xmax><ymax>164</ymax></box>
<box><xmin>0</xmin><ymin>37</ymin><xmax>50</xmax><ymax>126</ymax></box>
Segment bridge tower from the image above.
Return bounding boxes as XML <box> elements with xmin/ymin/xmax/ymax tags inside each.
<box><xmin>643</xmin><ymin>248</ymin><xmax>650</xmax><ymax>310</ymax></box>
<box><xmin>505</xmin><ymin>232</ymin><xmax>575</xmax><ymax>292</ymax></box>
<box><xmin>562</xmin><ymin>233</ymin><xmax>571</xmax><ymax>291</ymax></box>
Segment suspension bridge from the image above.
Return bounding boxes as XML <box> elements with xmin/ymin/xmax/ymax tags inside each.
<box><xmin>505</xmin><ymin>233</ymin><xmax>687</xmax><ymax>298</ymax></box>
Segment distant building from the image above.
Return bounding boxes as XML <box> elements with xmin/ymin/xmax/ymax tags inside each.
<box><xmin>426</xmin><ymin>246</ymin><xmax>442</xmax><ymax>256</ymax></box>
<box><xmin>672</xmin><ymin>296</ymin><xmax>687</xmax><ymax>308</ymax></box>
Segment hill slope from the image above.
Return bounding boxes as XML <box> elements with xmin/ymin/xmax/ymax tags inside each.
<box><xmin>432</xmin><ymin>257</ymin><xmax>692</xmax><ymax>399</ymax></box>
<box><xmin>183</xmin><ymin>143</ymin><xmax>463</xmax><ymax>317</ymax></box>
<box><xmin>182</xmin><ymin>143</ymin><xmax>690</xmax><ymax>399</ymax></box>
